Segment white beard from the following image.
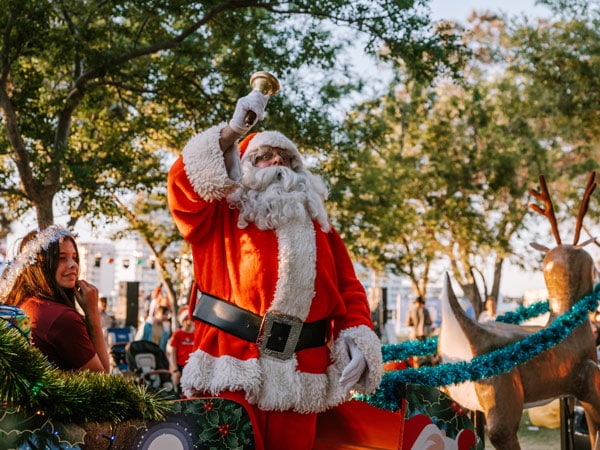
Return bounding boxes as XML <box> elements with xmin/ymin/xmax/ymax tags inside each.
<box><xmin>227</xmin><ymin>163</ymin><xmax>330</xmax><ymax>232</ymax></box>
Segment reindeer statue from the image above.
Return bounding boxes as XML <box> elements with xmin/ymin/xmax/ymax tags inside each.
<box><xmin>438</xmin><ymin>171</ymin><xmax>600</xmax><ymax>450</ymax></box>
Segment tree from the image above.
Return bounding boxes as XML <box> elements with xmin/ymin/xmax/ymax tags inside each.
<box><xmin>508</xmin><ymin>5</ymin><xmax>600</xmax><ymax>228</ymax></box>
<box><xmin>325</xmin><ymin>12</ymin><xmax>560</xmax><ymax>314</ymax></box>
<box><xmin>0</xmin><ymin>0</ymin><xmax>470</xmax><ymax>312</ymax></box>
<box><xmin>327</xmin><ymin>4</ymin><xmax>600</xmax><ymax>314</ymax></box>
<box><xmin>325</xmin><ymin>81</ymin><xmax>445</xmax><ymax>299</ymax></box>
<box><xmin>0</xmin><ymin>0</ymin><xmax>465</xmax><ymax>231</ymax></box>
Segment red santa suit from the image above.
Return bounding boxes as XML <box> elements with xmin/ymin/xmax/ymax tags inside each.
<box><xmin>168</xmin><ymin>124</ymin><xmax>382</xmax><ymax>446</ymax></box>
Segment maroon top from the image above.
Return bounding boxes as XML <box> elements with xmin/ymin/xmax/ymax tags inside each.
<box><xmin>21</xmin><ymin>297</ymin><xmax>96</xmax><ymax>370</ymax></box>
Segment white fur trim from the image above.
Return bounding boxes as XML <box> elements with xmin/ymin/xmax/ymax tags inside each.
<box><xmin>332</xmin><ymin>325</ymin><xmax>383</xmax><ymax>395</ymax></box>
<box><xmin>269</xmin><ymin>214</ymin><xmax>316</xmax><ymax>319</ymax></box>
<box><xmin>241</xmin><ymin>131</ymin><xmax>302</xmax><ymax>165</ymax></box>
<box><xmin>181</xmin><ymin>123</ymin><xmax>241</xmax><ymax>200</ymax></box>
<box><xmin>254</xmin><ymin>357</ymin><xmax>331</xmax><ymax>412</ymax></box>
<box><xmin>180</xmin><ymin>350</ymin><xmax>262</xmax><ymax>397</ymax></box>
<box><xmin>180</xmin><ymin>348</ymin><xmax>353</xmax><ymax>413</ymax></box>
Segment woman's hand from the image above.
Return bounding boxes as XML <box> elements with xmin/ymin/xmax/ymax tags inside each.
<box><xmin>75</xmin><ymin>279</ymin><xmax>99</xmax><ymax>316</ymax></box>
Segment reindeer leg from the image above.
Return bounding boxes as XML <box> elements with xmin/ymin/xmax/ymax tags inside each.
<box><xmin>579</xmin><ymin>400</ymin><xmax>600</xmax><ymax>449</ymax></box>
<box><xmin>478</xmin><ymin>374</ymin><xmax>523</xmax><ymax>450</ymax></box>
<box><xmin>584</xmin><ymin>413</ymin><xmax>599</xmax><ymax>450</ymax></box>
<box><xmin>574</xmin><ymin>360</ymin><xmax>600</xmax><ymax>450</ymax></box>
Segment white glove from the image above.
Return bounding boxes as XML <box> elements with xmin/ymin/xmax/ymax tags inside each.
<box><xmin>229</xmin><ymin>89</ymin><xmax>269</xmax><ymax>134</ymax></box>
<box><xmin>339</xmin><ymin>337</ymin><xmax>367</xmax><ymax>392</ymax></box>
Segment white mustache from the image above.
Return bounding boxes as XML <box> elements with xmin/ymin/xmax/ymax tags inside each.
<box><xmin>244</xmin><ymin>166</ymin><xmax>300</xmax><ymax>192</ymax></box>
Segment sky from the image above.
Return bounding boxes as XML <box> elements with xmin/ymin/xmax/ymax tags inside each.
<box><xmin>429</xmin><ymin>0</ymin><xmax>552</xmax><ymax>21</ymax></box>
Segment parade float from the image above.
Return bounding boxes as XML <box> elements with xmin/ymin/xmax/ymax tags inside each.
<box><xmin>0</xmin><ymin>303</ymin><xmax>479</xmax><ymax>449</ymax></box>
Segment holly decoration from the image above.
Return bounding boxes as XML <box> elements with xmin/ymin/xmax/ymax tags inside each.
<box><xmin>172</xmin><ymin>398</ymin><xmax>255</xmax><ymax>449</ymax></box>
<box><xmin>405</xmin><ymin>383</ymin><xmax>476</xmax><ymax>442</ymax></box>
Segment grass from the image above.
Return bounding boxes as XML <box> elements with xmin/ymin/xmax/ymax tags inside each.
<box><xmin>482</xmin><ymin>412</ymin><xmax>561</xmax><ymax>449</ymax></box>
<box><xmin>483</xmin><ymin>411</ymin><xmax>594</xmax><ymax>450</ymax></box>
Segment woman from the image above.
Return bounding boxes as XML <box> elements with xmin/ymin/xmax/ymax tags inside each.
<box><xmin>0</xmin><ymin>225</ymin><xmax>110</xmax><ymax>372</ymax></box>
<box><xmin>478</xmin><ymin>296</ymin><xmax>497</xmax><ymax>323</ymax></box>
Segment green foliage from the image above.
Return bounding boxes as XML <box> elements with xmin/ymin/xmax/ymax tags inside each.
<box><xmin>0</xmin><ymin>323</ymin><xmax>172</xmax><ymax>423</ymax></box>
<box><xmin>173</xmin><ymin>398</ymin><xmax>255</xmax><ymax>448</ymax></box>
<box><xmin>536</xmin><ymin>0</ymin><xmax>596</xmax><ymax>18</ymax></box>
<box><xmin>510</xmin><ymin>13</ymin><xmax>600</xmax><ymax>172</ymax></box>
<box><xmin>0</xmin><ymin>0</ymin><xmax>467</xmax><ymax>310</ymax></box>
<box><xmin>0</xmin><ymin>0</ymin><xmax>464</xmax><ymax>230</ymax></box>
<box><xmin>328</xmin><ymin>70</ymin><xmax>551</xmax><ymax>298</ymax></box>
<box><xmin>324</xmin><ymin>8</ymin><xmax>600</xmax><ymax>303</ymax></box>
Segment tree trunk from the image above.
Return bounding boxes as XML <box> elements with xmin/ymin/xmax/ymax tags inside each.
<box><xmin>34</xmin><ymin>194</ymin><xmax>56</xmax><ymax>229</ymax></box>
<box><xmin>491</xmin><ymin>257</ymin><xmax>504</xmax><ymax>304</ymax></box>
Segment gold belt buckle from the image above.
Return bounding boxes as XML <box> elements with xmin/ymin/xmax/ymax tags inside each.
<box><xmin>258</xmin><ymin>311</ymin><xmax>303</xmax><ymax>360</ymax></box>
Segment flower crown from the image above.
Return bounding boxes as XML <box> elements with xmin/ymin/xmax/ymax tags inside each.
<box><xmin>0</xmin><ymin>225</ymin><xmax>77</xmax><ymax>300</ymax></box>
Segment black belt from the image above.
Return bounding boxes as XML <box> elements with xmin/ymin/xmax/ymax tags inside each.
<box><xmin>192</xmin><ymin>292</ymin><xmax>328</xmax><ymax>360</ymax></box>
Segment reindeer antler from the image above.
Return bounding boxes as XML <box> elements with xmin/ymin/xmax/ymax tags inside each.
<box><xmin>573</xmin><ymin>171</ymin><xmax>597</xmax><ymax>245</ymax></box>
<box><xmin>529</xmin><ymin>174</ymin><xmax>562</xmax><ymax>245</ymax></box>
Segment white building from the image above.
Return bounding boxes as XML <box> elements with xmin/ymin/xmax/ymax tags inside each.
<box><xmin>78</xmin><ymin>238</ymin><xmax>162</xmax><ymax>327</ymax></box>
<box><xmin>357</xmin><ymin>267</ymin><xmax>444</xmax><ymax>343</ymax></box>
<box><xmin>77</xmin><ymin>242</ymin><xmax>117</xmax><ymax>305</ymax></box>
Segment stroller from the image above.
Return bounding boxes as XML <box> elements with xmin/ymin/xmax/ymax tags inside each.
<box><xmin>125</xmin><ymin>340</ymin><xmax>179</xmax><ymax>399</ymax></box>
<box><xmin>107</xmin><ymin>326</ymin><xmax>136</xmax><ymax>374</ymax></box>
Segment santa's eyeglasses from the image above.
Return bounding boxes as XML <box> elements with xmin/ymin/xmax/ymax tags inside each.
<box><xmin>253</xmin><ymin>147</ymin><xmax>293</xmax><ymax>166</ymax></box>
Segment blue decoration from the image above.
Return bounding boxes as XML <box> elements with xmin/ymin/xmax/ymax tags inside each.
<box><xmin>495</xmin><ymin>301</ymin><xmax>550</xmax><ymax>324</ymax></box>
<box><xmin>381</xmin><ymin>297</ymin><xmax>554</xmax><ymax>363</ymax></box>
<box><xmin>382</xmin><ymin>336</ymin><xmax>439</xmax><ymax>362</ymax></box>
<box><xmin>363</xmin><ymin>284</ymin><xmax>600</xmax><ymax>412</ymax></box>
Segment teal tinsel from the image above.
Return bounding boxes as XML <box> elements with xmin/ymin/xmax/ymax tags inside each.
<box><xmin>382</xmin><ymin>336</ymin><xmax>439</xmax><ymax>362</ymax></box>
<box><xmin>496</xmin><ymin>300</ymin><xmax>550</xmax><ymax>324</ymax></box>
<box><xmin>363</xmin><ymin>284</ymin><xmax>600</xmax><ymax>412</ymax></box>
<box><xmin>381</xmin><ymin>298</ymin><xmax>552</xmax><ymax>363</ymax></box>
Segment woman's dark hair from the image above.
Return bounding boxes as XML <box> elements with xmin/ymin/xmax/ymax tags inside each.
<box><xmin>5</xmin><ymin>230</ymin><xmax>79</xmax><ymax>308</ymax></box>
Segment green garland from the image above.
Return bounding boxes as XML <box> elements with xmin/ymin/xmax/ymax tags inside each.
<box><xmin>0</xmin><ymin>322</ymin><xmax>172</xmax><ymax>424</ymax></box>
<box><xmin>364</xmin><ymin>284</ymin><xmax>600</xmax><ymax>412</ymax></box>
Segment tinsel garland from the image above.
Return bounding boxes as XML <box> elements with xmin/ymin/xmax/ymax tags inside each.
<box><xmin>0</xmin><ymin>322</ymin><xmax>172</xmax><ymax>424</ymax></box>
<box><xmin>495</xmin><ymin>300</ymin><xmax>550</xmax><ymax>324</ymax></box>
<box><xmin>381</xmin><ymin>297</ymin><xmax>552</xmax><ymax>363</ymax></box>
<box><xmin>382</xmin><ymin>335</ymin><xmax>439</xmax><ymax>362</ymax></box>
<box><xmin>364</xmin><ymin>284</ymin><xmax>600</xmax><ymax>412</ymax></box>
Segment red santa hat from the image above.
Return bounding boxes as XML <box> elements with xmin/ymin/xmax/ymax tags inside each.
<box><xmin>178</xmin><ymin>306</ymin><xmax>190</xmax><ymax>325</ymax></box>
<box><xmin>238</xmin><ymin>131</ymin><xmax>302</xmax><ymax>167</ymax></box>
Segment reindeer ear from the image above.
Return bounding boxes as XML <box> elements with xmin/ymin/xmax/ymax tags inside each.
<box><xmin>530</xmin><ymin>242</ymin><xmax>550</xmax><ymax>253</ymax></box>
<box><xmin>575</xmin><ymin>237</ymin><xmax>597</xmax><ymax>250</ymax></box>
<box><xmin>443</xmin><ymin>272</ymin><xmax>457</xmax><ymax>301</ymax></box>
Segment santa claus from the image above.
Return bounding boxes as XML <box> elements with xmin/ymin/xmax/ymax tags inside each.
<box><xmin>168</xmin><ymin>89</ymin><xmax>382</xmax><ymax>449</ymax></box>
